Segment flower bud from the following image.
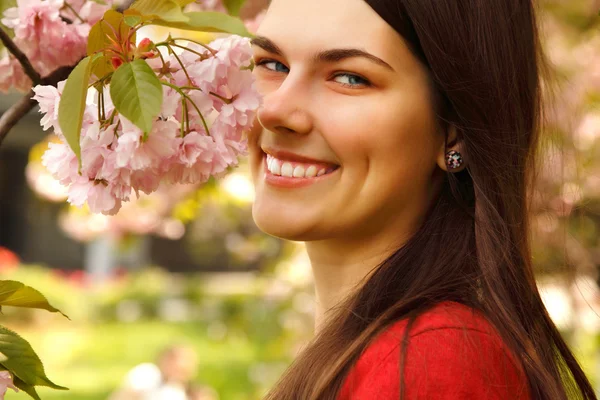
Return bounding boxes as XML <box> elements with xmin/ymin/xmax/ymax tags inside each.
<box><xmin>134</xmin><ymin>38</ymin><xmax>158</xmax><ymax>60</ymax></box>
<box><xmin>138</xmin><ymin>38</ymin><xmax>154</xmax><ymax>52</ymax></box>
<box><xmin>111</xmin><ymin>57</ymin><xmax>123</xmax><ymax>70</ymax></box>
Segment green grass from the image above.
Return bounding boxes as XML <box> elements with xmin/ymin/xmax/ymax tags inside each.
<box><xmin>6</xmin><ymin>320</ymin><xmax>279</xmax><ymax>400</ymax></box>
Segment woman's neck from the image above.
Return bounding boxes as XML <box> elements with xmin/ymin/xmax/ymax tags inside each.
<box><xmin>305</xmin><ymin>234</ymin><xmax>405</xmax><ymax>332</ymax></box>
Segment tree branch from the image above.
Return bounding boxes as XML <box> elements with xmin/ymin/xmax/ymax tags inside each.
<box><xmin>0</xmin><ymin>26</ymin><xmax>42</xmax><ymax>86</ymax></box>
<box><xmin>0</xmin><ymin>65</ymin><xmax>74</xmax><ymax>147</ymax></box>
<box><xmin>0</xmin><ymin>92</ymin><xmax>36</xmax><ymax>147</ymax></box>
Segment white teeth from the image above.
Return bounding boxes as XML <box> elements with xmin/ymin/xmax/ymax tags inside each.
<box><xmin>281</xmin><ymin>162</ymin><xmax>294</xmax><ymax>177</ymax></box>
<box><xmin>266</xmin><ymin>154</ymin><xmax>335</xmax><ymax>178</ymax></box>
<box><xmin>305</xmin><ymin>165</ymin><xmax>318</xmax><ymax>177</ymax></box>
<box><xmin>271</xmin><ymin>160</ymin><xmax>281</xmax><ymax>175</ymax></box>
<box><xmin>293</xmin><ymin>166</ymin><xmax>305</xmax><ymax>177</ymax></box>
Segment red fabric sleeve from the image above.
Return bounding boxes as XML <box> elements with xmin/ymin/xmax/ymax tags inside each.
<box><xmin>338</xmin><ymin>303</ymin><xmax>530</xmax><ymax>399</ymax></box>
<box><xmin>402</xmin><ymin>328</ymin><xmax>530</xmax><ymax>399</ymax></box>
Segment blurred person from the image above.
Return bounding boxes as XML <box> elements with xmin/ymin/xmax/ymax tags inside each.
<box><xmin>187</xmin><ymin>383</ymin><xmax>220</xmax><ymax>400</ymax></box>
<box><xmin>108</xmin><ymin>345</ymin><xmax>201</xmax><ymax>400</ymax></box>
<box><xmin>247</xmin><ymin>0</ymin><xmax>597</xmax><ymax>399</ymax></box>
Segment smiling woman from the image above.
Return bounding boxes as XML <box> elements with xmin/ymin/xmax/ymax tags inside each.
<box><xmin>246</xmin><ymin>0</ymin><xmax>597</xmax><ymax>399</ymax></box>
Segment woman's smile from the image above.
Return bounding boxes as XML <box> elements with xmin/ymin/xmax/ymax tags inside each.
<box><xmin>261</xmin><ymin>150</ymin><xmax>340</xmax><ymax>188</ymax></box>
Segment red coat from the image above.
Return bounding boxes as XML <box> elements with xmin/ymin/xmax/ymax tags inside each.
<box><xmin>339</xmin><ymin>301</ymin><xmax>530</xmax><ymax>399</ymax></box>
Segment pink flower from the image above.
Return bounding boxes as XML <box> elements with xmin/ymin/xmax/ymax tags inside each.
<box><xmin>87</xmin><ymin>182</ymin><xmax>121</xmax><ymax>215</ymax></box>
<box><xmin>115</xmin><ymin>118</ymin><xmax>179</xmax><ymax>171</ymax></box>
<box><xmin>32</xmin><ymin>82</ymin><xmax>65</xmax><ymax>131</ymax></box>
<box><xmin>211</xmin><ymin>121</ymin><xmax>249</xmax><ymax>167</ymax></box>
<box><xmin>79</xmin><ymin>0</ymin><xmax>113</xmax><ymax>25</ymax></box>
<box><xmin>35</xmin><ymin>31</ymin><xmax>262</xmax><ymax>215</ymax></box>
<box><xmin>177</xmin><ymin>131</ymin><xmax>217</xmax><ymax>167</ymax></box>
<box><xmin>68</xmin><ymin>178</ymin><xmax>121</xmax><ymax>215</ymax></box>
<box><xmin>0</xmin><ymin>52</ymin><xmax>32</xmax><ymax>93</ymax></box>
<box><xmin>214</xmin><ymin>69</ymin><xmax>261</xmax><ymax>130</ymax></box>
<box><xmin>211</xmin><ymin>36</ymin><xmax>253</xmax><ymax>69</ymax></box>
<box><xmin>186</xmin><ymin>0</ymin><xmax>227</xmax><ymax>13</ymax></box>
<box><xmin>0</xmin><ymin>371</ymin><xmax>18</xmax><ymax>399</ymax></box>
<box><xmin>131</xmin><ymin>170</ymin><xmax>162</xmax><ymax>196</ymax></box>
<box><xmin>2</xmin><ymin>0</ymin><xmax>87</xmax><ymax>76</ymax></box>
<box><xmin>185</xmin><ymin>55</ymin><xmax>229</xmax><ymax>92</ymax></box>
<box><xmin>42</xmin><ymin>142</ymin><xmax>78</xmax><ymax>186</ymax></box>
<box><xmin>81</xmin><ymin>122</ymin><xmax>117</xmax><ymax>179</ymax></box>
<box><xmin>161</xmin><ymin>86</ymin><xmax>181</xmax><ymax>119</ymax></box>
<box><xmin>166</xmin><ymin>132</ymin><xmax>230</xmax><ymax>185</ymax></box>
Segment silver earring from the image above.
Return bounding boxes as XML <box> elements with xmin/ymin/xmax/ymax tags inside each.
<box><xmin>445</xmin><ymin>150</ymin><xmax>464</xmax><ymax>170</ymax></box>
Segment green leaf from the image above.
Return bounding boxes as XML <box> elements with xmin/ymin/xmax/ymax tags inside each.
<box><xmin>58</xmin><ymin>56</ymin><xmax>92</xmax><ymax>168</ymax></box>
<box><xmin>173</xmin><ymin>0</ymin><xmax>196</xmax><ymax>6</ymax></box>
<box><xmin>124</xmin><ymin>14</ymin><xmax>142</xmax><ymax>27</ymax></box>
<box><xmin>110</xmin><ymin>60</ymin><xmax>163</xmax><ymax>134</ymax></box>
<box><xmin>0</xmin><ymin>325</ymin><xmax>68</xmax><ymax>391</ymax></box>
<box><xmin>87</xmin><ymin>10</ymin><xmax>130</xmax><ymax>56</ymax></box>
<box><xmin>13</xmin><ymin>377</ymin><xmax>41</xmax><ymax>400</ymax></box>
<box><xmin>152</xmin><ymin>11</ymin><xmax>252</xmax><ymax>37</ymax></box>
<box><xmin>0</xmin><ymin>280</ymin><xmax>68</xmax><ymax>318</ymax></box>
<box><xmin>87</xmin><ymin>10</ymin><xmax>136</xmax><ymax>79</ymax></box>
<box><xmin>130</xmin><ymin>0</ymin><xmax>188</xmax><ymax>22</ymax></box>
<box><xmin>223</xmin><ymin>0</ymin><xmax>246</xmax><ymax>16</ymax></box>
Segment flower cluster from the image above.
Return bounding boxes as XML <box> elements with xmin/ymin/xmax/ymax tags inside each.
<box><xmin>33</xmin><ymin>35</ymin><xmax>261</xmax><ymax>215</ymax></box>
<box><xmin>0</xmin><ymin>0</ymin><xmax>112</xmax><ymax>92</ymax></box>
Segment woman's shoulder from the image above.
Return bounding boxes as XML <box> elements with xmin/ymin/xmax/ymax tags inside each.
<box><xmin>339</xmin><ymin>301</ymin><xmax>530</xmax><ymax>399</ymax></box>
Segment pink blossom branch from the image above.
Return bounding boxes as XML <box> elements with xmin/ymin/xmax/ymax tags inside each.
<box><xmin>0</xmin><ymin>26</ymin><xmax>42</xmax><ymax>85</ymax></box>
<box><xmin>0</xmin><ymin>65</ymin><xmax>74</xmax><ymax>147</ymax></box>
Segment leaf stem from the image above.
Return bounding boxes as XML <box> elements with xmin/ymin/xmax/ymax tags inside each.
<box><xmin>161</xmin><ymin>81</ymin><xmax>211</xmax><ymax>136</ymax></box>
<box><xmin>168</xmin><ymin>43</ymin><xmax>206</xmax><ymax>59</ymax></box>
<box><xmin>101</xmin><ymin>88</ymin><xmax>106</xmax><ymax>121</ymax></box>
<box><xmin>169</xmin><ymin>37</ymin><xmax>217</xmax><ymax>56</ymax></box>
<box><xmin>178</xmin><ymin>86</ymin><xmax>233</xmax><ymax>104</ymax></box>
<box><xmin>209</xmin><ymin>91</ymin><xmax>233</xmax><ymax>105</ymax></box>
<box><xmin>162</xmin><ymin>44</ymin><xmax>193</xmax><ymax>85</ymax></box>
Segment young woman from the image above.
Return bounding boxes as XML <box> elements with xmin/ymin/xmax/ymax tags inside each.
<box><xmin>246</xmin><ymin>0</ymin><xmax>597</xmax><ymax>398</ymax></box>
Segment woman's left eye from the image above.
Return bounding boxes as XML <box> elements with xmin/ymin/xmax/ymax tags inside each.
<box><xmin>332</xmin><ymin>73</ymin><xmax>371</xmax><ymax>88</ymax></box>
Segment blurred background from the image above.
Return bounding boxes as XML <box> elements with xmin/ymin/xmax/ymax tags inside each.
<box><xmin>0</xmin><ymin>0</ymin><xmax>598</xmax><ymax>399</ymax></box>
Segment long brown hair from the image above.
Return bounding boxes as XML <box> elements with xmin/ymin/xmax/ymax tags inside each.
<box><xmin>264</xmin><ymin>0</ymin><xmax>596</xmax><ymax>399</ymax></box>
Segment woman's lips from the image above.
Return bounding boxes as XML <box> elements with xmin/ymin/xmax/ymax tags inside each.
<box><xmin>262</xmin><ymin>153</ymin><xmax>339</xmax><ymax>188</ymax></box>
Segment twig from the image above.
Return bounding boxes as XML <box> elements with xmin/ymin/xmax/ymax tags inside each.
<box><xmin>62</xmin><ymin>2</ymin><xmax>85</xmax><ymax>23</ymax></box>
<box><xmin>0</xmin><ymin>91</ymin><xmax>37</xmax><ymax>146</ymax></box>
<box><xmin>0</xmin><ymin>26</ymin><xmax>42</xmax><ymax>85</ymax></box>
<box><xmin>0</xmin><ymin>65</ymin><xmax>74</xmax><ymax>147</ymax></box>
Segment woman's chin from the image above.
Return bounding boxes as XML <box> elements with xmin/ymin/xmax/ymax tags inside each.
<box><xmin>252</xmin><ymin>203</ymin><xmax>319</xmax><ymax>242</ymax></box>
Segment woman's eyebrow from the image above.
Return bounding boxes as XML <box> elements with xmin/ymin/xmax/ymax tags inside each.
<box><xmin>250</xmin><ymin>36</ymin><xmax>395</xmax><ymax>72</ymax></box>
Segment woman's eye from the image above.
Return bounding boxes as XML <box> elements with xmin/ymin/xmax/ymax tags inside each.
<box><xmin>332</xmin><ymin>73</ymin><xmax>371</xmax><ymax>88</ymax></box>
<box><xmin>256</xmin><ymin>59</ymin><xmax>290</xmax><ymax>73</ymax></box>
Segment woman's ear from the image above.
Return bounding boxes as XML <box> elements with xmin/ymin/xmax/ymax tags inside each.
<box><xmin>436</xmin><ymin>125</ymin><xmax>466</xmax><ymax>172</ymax></box>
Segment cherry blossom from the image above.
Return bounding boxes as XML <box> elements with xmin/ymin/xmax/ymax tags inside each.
<box><xmin>0</xmin><ymin>0</ymin><xmax>111</xmax><ymax>92</ymax></box>
<box><xmin>34</xmin><ymin>34</ymin><xmax>261</xmax><ymax>215</ymax></box>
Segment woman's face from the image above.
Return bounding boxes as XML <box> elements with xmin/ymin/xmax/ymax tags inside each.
<box><xmin>248</xmin><ymin>0</ymin><xmax>446</xmax><ymax>243</ymax></box>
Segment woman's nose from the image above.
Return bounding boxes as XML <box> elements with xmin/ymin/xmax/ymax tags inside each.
<box><xmin>256</xmin><ymin>76</ymin><xmax>313</xmax><ymax>136</ymax></box>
